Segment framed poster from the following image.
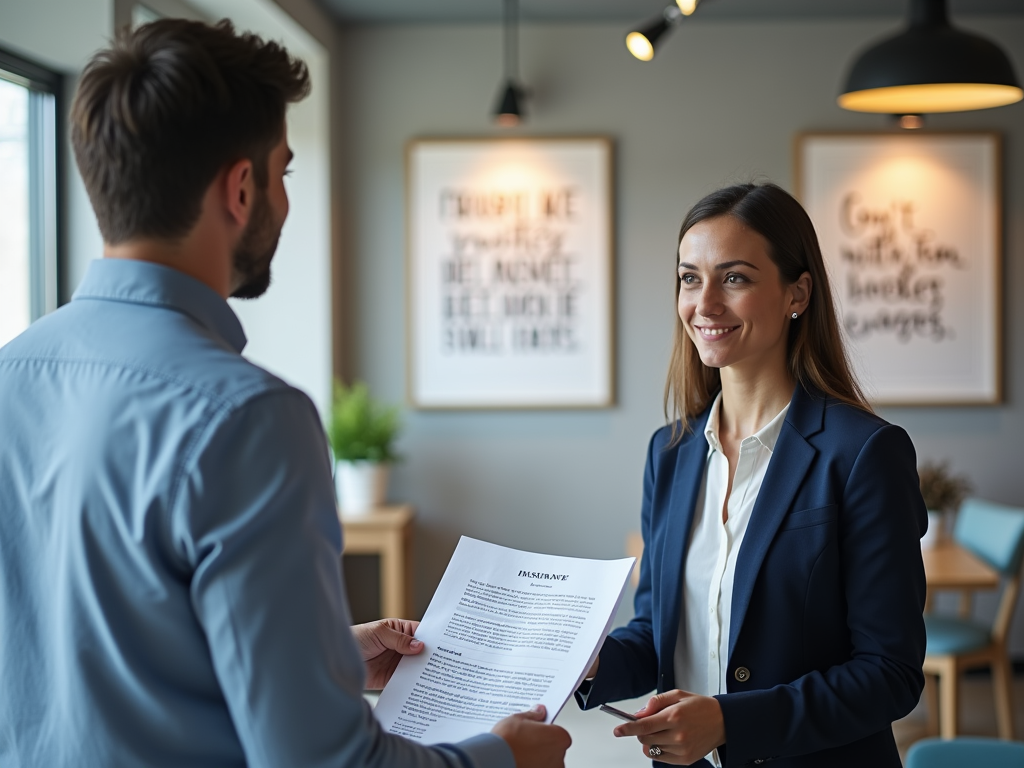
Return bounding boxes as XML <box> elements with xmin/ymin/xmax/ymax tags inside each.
<box><xmin>407</xmin><ymin>137</ymin><xmax>614</xmax><ymax>409</ymax></box>
<box><xmin>796</xmin><ymin>133</ymin><xmax>1001</xmax><ymax>405</ymax></box>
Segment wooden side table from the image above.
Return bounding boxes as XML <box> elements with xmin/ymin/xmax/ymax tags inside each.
<box><xmin>340</xmin><ymin>504</ymin><xmax>415</xmax><ymax>620</ymax></box>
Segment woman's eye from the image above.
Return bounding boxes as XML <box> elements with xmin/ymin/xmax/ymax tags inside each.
<box><xmin>679</xmin><ymin>273</ymin><xmax>697</xmax><ymax>284</ymax></box>
<box><xmin>725</xmin><ymin>273</ymin><xmax>747</xmax><ymax>284</ymax></box>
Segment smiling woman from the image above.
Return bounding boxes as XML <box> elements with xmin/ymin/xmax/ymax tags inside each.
<box><xmin>576</xmin><ymin>182</ymin><xmax>929</xmax><ymax>768</ymax></box>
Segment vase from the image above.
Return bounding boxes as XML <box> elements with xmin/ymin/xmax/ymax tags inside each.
<box><xmin>335</xmin><ymin>460</ymin><xmax>390</xmax><ymax>517</ymax></box>
<box><xmin>921</xmin><ymin>509</ymin><xmax>945</xmax><ymax>549</ymax></box>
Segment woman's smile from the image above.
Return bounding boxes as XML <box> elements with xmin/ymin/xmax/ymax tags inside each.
<box><xmin>694</xmin><ymin>324</ymin><xmax>740</xmax><ymax>340</ymax></box>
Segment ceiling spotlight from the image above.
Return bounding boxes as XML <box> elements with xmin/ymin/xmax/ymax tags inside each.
<box><xmin>493</xmin><ymin>0</ymin><xmax>526</xmax><ymax>126</ymax></box>
<box><xmin>839</xmin><ymin>0</ymin><xmax>1022</xmax><ymax>114</ymax></box>
<box><xmin>676</xmin><ymin>0</ymin><xmax>699</xmax><ymax>15</ymax></box>
<box><xmin>626</xmin><ymin>5</ymin><xmax>683</xmax><ymax>62</ymax></box>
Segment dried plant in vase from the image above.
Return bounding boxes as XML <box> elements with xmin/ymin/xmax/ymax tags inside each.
<box><xmin>918</xmin><ymin>461</ymin><xmax>972</xmax><ymax>544</ymax></box>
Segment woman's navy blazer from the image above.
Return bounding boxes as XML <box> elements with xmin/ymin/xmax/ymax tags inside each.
<box><xmin>581</xmin><ymin>385</ymin><xmax>928</xmax><ymax>767</ymax></box>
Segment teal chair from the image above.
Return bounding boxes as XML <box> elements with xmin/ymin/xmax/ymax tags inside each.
<box><xmin>923</xmin><ymin>498</ymin><xmax>1024</xmax><ymax>739</ymax></box>
<box><xmin>906</xmin><ymin>736</ymin><xmax>1024</xmax><ymax>768</ymax></box>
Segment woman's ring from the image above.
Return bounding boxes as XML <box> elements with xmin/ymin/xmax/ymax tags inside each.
<box><xmin>649</xmin><ymin>746</ymin><xmax>663</xmax><ymax>757</ymax></box>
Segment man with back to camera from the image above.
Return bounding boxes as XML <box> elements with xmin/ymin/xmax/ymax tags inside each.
<box><xmin>0</xmin><ymin>18</ymin><xmax>571</xmax><ymax>768</ymax></box>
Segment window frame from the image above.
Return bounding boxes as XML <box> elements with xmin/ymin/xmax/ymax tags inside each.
<box><xmin>0</xmin><ymin>46</ymin><xmax>64</xmax><ymax>318</ymax></box>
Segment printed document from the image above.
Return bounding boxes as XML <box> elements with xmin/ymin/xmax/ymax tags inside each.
<box><xmin>374</xmin><ymin>536</ymin><xmax>635</xmax><ymax>744</ymax></box>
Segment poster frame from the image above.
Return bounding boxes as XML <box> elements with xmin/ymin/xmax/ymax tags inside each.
<box><xmin>405</xmin><ymin>136</ymin><xmax>616</xmax><ymax>410</ymax></box>
<box><xmin>794</xmin><ymin>131</ymin><xmax>1002</xmax><ymax>406</ymax></box>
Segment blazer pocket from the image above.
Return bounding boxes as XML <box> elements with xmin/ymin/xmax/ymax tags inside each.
<box><xmin>779</xmin><ymin>503</ymin><xmax>838</xmax><ymax>531</ymax></box>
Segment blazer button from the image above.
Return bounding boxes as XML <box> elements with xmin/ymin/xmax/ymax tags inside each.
<box><xmin>734</xmin><ymin>666</ymin><xmax>750</xmax><ymax>682</ymax></box>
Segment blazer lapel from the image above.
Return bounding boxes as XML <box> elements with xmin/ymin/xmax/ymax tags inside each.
<box><xmin>727</xmin><ymin>386</ymin><xmax>824</xmax><ymax>658</ymax></box>
<box><xmin>657</xmin><ymin>408</ymin><xmax>712</xmax><ymax>679</ymax></box>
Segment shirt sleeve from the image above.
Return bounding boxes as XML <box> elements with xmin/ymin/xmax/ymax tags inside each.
<box><xmin>171</xmin><ymin>388</ymin><xmax>514</xmax><ymax>768</ymax></box>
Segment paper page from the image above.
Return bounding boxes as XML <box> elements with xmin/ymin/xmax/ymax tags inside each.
<box><xmin>374</xmin><ymin>536</ymin><xmax>635</xmax><ymax>745</ymax></box>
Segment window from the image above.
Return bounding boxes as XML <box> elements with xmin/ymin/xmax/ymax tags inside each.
<box><xmin>0</xmin><ymin>48</ymin><xmax>60</xmax><ymax>347</ymax></box>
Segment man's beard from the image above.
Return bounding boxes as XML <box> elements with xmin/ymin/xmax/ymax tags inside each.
<box><xmin>230</xmin><ymin>189</ymin><xmax>282</xmax><ymax>300</ymax></box>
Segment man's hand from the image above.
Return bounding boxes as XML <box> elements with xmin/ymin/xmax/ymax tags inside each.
<box><xmin>351</xmin><ymin>618</ymin><xmax>423</xmax><ymax>690</ymax></box>
<box><xmin>492</xmin><ymin>705</ymin><xmax>572</xmax><ymax>768</ymax></box>
<box><xmin>611</xmin><ymin>690</ymin><xmax>725</xmax><ymax>765</ymax></box>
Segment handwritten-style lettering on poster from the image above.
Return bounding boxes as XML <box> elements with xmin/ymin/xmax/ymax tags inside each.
<box><xmin>409</xmin><ymin>139</ymin><xmax>613</xmax><ymax>408</ymax></box>
<box><xmin>799</xmin><ymin>134</ymin><xmax>1000</xmax><ymax>404</ymax></box>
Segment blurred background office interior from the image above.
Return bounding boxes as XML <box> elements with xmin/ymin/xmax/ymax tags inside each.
<box><xmin>1</xmin><ymin>0</ymin><xmax>1023</xmax><ymax>763</ymax></box>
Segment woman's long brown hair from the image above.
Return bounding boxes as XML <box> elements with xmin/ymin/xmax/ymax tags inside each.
<box><xmin>664</xmin><ymin>183</ymin><xmax>870</xmax><ymax>443</ymax></box>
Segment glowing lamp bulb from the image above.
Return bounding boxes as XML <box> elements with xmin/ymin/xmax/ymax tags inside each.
<box><xmin>626</xmin><ymin>31</ymin><xmax>654</xmax><ymax>62</ymax></box>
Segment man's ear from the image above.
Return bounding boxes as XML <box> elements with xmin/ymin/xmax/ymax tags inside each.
<box><xmin>223</xmin><ymin>158</ymin><xmax>255</xmax><ymax>230</ymax></box>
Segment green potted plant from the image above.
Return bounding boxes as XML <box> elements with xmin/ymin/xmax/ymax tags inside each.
<box><xmin>918</xmin><ymin>460</ymin><xmax>972</xmax><ymax>548</ymax></box>
<box><xmin>326</xmin><ymin>380</ymin><xmax>401</xmax><ymax>516</ymax></box>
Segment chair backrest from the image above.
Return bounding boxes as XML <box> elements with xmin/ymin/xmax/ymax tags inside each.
<box><xmin>954</xmin><ymin>498</ymin><xmax>1024</xmax><ymax>577</ymax></box>
<box><xmin>906</xmin><ymin>736</ymin><xmax>1024</xmax><ymax>768</ymax></box>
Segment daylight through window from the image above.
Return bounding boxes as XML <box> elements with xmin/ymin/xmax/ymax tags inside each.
<box><xmin>0</xmin><ymin>49</ymin><xmax>60</xmax><ymax>347</ymax></box>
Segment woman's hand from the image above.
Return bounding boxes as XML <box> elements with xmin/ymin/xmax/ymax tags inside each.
<box><xmin>351</xmin><ymin>618</ymin><xmax>423</xmax><ymax>690</ymax></box>
<box><xmin>612</xmin><ymin>690</ymin><xmax>726</xmax><ymax>765</ymax></box>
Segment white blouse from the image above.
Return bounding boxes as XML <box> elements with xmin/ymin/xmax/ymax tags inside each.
<box><xmin>673</xmin><ymin>393</ymin><xmax>790</xmax><ymax>767</ymax></box>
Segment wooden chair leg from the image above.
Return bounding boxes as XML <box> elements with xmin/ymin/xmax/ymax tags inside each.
<box><xmin>938</xmin><ymin>657</ymin><xmax>959</xmax><ymax>739</ymax></box>
<box><xmin>991</xmin><ymin>651</ymin><xmax>1015</xmax><ymax>740</ymax></box>
<box><xmin>924</xmin><ymin>673</ymin><xmax>940</xmax><ymax>736</ymax></box>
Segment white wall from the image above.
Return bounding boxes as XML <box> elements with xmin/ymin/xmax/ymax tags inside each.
<box><xmin>337</xmin><ymin>18</ymin><xmax>1024</xmax><ymax>651</ymax></box>
<box><xmin>0</xmin><ymin>0</ymin><xmax>335</xmax><ymax>419</ymax></box>
<box><xmin>191</xmin><ymin>0</ymin><xmax>335</xmax><ymax>418</ymax></box>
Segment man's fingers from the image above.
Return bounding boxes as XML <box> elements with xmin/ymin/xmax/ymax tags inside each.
<box><xmin>516</xmin><ymin>704</ymin><xmax>547</xmax><ymax>721</ymax></box>
<box><xmin>374</xmin><ymin>623</ymin><xmax>424</xmax><ymax>655</ymax></box>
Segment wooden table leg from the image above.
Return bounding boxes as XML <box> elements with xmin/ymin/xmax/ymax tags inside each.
<box><xmin>992</xmin><ymin>649</ymin><xmax>1015</xmax><ymax>740</ymax></box>
<box><xmin>924</xmin><ymin>674</ymin><xmax>939</xmax><ymax>736</ymax></box>
<box><xmin>939</xmin><ymin>657</ymin><xmax>959</xmax><ymax>739</ymax></box>
<box><xmin>379</xmin><ymin>528</ymin><xmax>400</xmax><ymax>620</ymax></box>
<box><xmin>402</xmin><ymin>520</ymin><xmax>414</xmax><ymax>619</ymax></box>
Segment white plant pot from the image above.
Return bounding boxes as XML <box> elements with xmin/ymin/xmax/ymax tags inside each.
<box><xmin>335</xmin><ymin>461</ymin><xmax>390</xmax><ymax>517</ymax></box>
<box><xmin>921</xmin><ymin>509</ymin><xmax>945</xmax><ymax>549</ymax></box>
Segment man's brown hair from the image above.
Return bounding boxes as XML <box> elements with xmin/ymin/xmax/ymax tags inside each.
<box><xmin>71</xmin><ymin>18</ymin><xmax>310</xmax><ymax>244</ymax></box>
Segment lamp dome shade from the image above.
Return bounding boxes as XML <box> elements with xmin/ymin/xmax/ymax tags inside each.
<box><xmin>839</xmin><ymin>9</ymin><xmax>1022</xmax><ymax>113</ymax></box>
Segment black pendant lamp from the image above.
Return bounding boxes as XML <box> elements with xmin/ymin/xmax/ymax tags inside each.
<box><xmin>493</xmin><ymin>0</ymin><xmax>525</xmax><ymax>126</ymax></box>
<box><xmin>839</xmin><ymin>0</ymin><xmax>1022</xmax><ymax>114</ymax></box>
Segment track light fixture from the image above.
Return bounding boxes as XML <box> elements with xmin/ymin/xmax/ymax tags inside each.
<box><xmin>839</xmin><ymin>0</ymin><xmax>1022</xmax><ymax>115</ymax></box>
<box><xmin>493</xmin><ymin>0</ymin><xmax>526</xmax><ymax>126</ymax></box>
<box><xmin>626</xmin><ymin>1</ymin><xmax>703</xmax><ymax>62</ymax></box>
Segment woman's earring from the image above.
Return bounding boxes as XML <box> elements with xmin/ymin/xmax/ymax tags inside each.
<box><xmin>791</xmin><ymin>312</ymin><xmax>799</xmax><ymax>319</ymax></box>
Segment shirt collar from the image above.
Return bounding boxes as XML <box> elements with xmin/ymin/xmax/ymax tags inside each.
<box><xmin>72</xmin><ymin>258</ymin><xmax>247</xmax><ymax>353</ymax></box>
<box><xmin>704</xmin><ymin>391</ymin><xmax>791</xmax><ymax>455</ymax></box>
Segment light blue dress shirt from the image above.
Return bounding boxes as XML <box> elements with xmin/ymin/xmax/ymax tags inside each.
<box><xmin>0</xmin><ymin>259</ymin><xmax>513</xmax><ymax>768</ymax></box>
